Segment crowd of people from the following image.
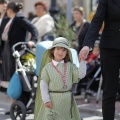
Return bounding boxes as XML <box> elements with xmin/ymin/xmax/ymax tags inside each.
<box><xmin>1</xmin><ymin>0</ymin><xmax>119</xmax><ymax>120</ymax></box>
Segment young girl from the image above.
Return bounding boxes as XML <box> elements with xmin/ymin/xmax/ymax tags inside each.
<box><xmin>34</xmin><ymin>37</ymin><xmax>86</xmax><ymax>120</ymax></box>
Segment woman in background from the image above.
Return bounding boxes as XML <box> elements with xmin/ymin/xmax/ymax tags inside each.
<box><xmin>0</xmin><ymin>0</ymin><xmax>9</xmax><ymax>63</ymax></box>
<box><xmin>71</xmin><ymin>6</ymin><xmax>90</xmax><ymax>54</ymax></box>
<box><xmin>0</xmin><ymin>0</ymin><xmax>9</xmax><ymax>91</ymax></box>
<box><xmin>0</xmin><ymin>1</ymin><xmax>38</xmax><ymax>115</ymax></box>
<box><xmin>31</xmin><ymin>1</ymin><xmax>55</xmax><ymax>42</ymax></box>
<box><xmin>0</xmin><ymin>0</ymin><xmax>8</xmax><ymax>25</ymax></box>
<box><xmin>0</xmin><ymin>1</ymin><xmax>38</xmax><ymax>93</ymax></box>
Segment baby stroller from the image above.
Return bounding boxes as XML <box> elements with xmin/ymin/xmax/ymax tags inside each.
<box><xmin>9</xmin><ymin>41</ymin><xmax>79</xmax><ymax>120</ymax></box>
<box><xmin>9</xmin><ymin>42</ymin><xmax>37</xmax><ymax>120</ymax></box>
<box><xmin>73</xmin><ymin>55</ymin><xmax>101</xmax><ymax>102</ymax></box>
<box><xmin>9</xmin><ymin>41</ymin><xmax>53</xmax><ymax>120</ymax></box>
<box><xmin>84</xmin><ymin>56</ymin><xmax>101</xmax><ymax>103</ymax></box>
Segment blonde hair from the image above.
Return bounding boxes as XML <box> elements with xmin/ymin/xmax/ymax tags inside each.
<box><xmin>73</xmin><ymin>6</ymin><xmax>84</xmax><ymax>15</ymax></box>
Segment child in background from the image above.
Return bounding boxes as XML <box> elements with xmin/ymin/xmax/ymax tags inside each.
<box><xmin>34</xmin><ymin>37</ymin><xmax>86</xmax><ymax>120</ymax></box>
<box><xmin>86</xmin><ymin>44</ymin><xmax>100</xmax><ymax>71</ymax></box>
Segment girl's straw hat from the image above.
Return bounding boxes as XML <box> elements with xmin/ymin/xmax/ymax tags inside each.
<box><xmin>39</xmin><ymin>37</ymin><xmax>73</xmax><ymax>73</ymax></box>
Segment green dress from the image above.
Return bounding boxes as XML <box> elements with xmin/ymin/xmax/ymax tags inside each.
<box><xmin>35</xmin><ymin>62</ymin><xmax>81</xmax><ymax>120</ymax></box>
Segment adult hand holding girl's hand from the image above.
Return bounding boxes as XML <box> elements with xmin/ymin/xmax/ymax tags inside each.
<box><xmin>79</xmin><ymin>46</ymin><xmax>90</xmax><ymax>61</ymax></box>
<box><xmin>45</xmin><ymin>102</ymin><xmax>53</xmax><ymax>109</ymax></box>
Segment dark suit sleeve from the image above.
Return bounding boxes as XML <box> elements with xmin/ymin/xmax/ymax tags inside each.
<box><xmin>78</xmin><ymin>22</ymin><xmax>90</xmax><ymax>51</ymax></box>
<box><xmin>82</xmin><ymin>0</ymin><xmax>107</xmax><ymax>49</ymax></box>
<box><xmin>16</xmin><ymin>15</ymin><xmax>38</xmax><ymax>43</ymax></box>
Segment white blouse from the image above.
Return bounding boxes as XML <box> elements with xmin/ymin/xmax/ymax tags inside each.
<box><xmin>31</xmin><ymin>14</ymin><xmax>54</xmax><ymax>43</ymax></box>
<box><xmin>2</xmin><ymin>19</ymin><xmax>13</xmax><ymax>41</ymax></box>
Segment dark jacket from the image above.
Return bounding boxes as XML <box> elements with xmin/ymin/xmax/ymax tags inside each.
<box><xmin>0</xmin><ymin>13</ymin><xmax>38</xmax><ymax>51</ymax></box>
<box><xmin>0</xmin><ymin>13</ymin><xmax>38</xmax><ymax>81</ymax></box>
<box><xmin>83</xmin><ymin>0</ymin><xmax>120</xmax><ymax>49</ymax></box>
<box><xmin>0</xmin><ymin>14</ymin><xmax>10</xmax><ymax>57</ymax></box>
<box><xmin>71</xmin><ymin>21</ymin><xmax>90</xmax><ymax>52</ymax></box>
<box><xmin>0</xmin><ymin>15</ymin><xmax>10</xmax><ymax>37</ymax></box>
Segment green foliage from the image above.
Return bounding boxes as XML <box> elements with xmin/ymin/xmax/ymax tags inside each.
<box><xmin>55</xmin><ymin>15</ymin><xmax>76</xmax><ymax>47</ymax></box>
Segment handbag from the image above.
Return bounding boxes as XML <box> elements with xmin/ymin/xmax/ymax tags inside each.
<box><xmin>7</xmin><ymin>71</ymin><xmax>22</xmax><ymax>100</ymax></box>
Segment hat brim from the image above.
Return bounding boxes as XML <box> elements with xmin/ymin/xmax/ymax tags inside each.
<box><xmin>48</xmin><ymin>43</ymin><xmax>72</xmax><ymax>62</ymax></box>
<box><xmin>48</xmin><ymin>43</ymin><xmax>70</xmax><ymax>51</ymax></box>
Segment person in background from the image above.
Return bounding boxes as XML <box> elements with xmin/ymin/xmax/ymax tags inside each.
<box><xmin>86</xmin><ymin>44</ymin><xmax>100</xmax><ymax>71</ymax></box>
<box><xmin>0</xmin><ymin>0</ymin><xmax>9</xmax><ymax>91</ymax></box>
<box><xmin>31</xmin><ymin>1</ymin><xmax>55</xmax><ymax>43</ymax></box>
<box><xmin>71</xmin><ymin>6</ymin><xmax>90</xmax><ymax>54</ymax></box>
<box><xmin>27</xmin><ymin>12</ymin><xmax>36</xmax><ymax>21</ymax></box>
<box><xmin>0</xmin><ymin>2</ymin><xmax>38</xmax><ymax>114</ymax></box>
<box><xmin>0</xmin><ymin>0</ymin><xmax>9</xmax><ymax>62</ymax></box>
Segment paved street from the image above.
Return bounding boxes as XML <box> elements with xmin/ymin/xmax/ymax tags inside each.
<box><xmin>0</xmin><ymin>92</ymin><xmax>103</xmax><ymax>120</ymax></box>
<box><xmin>0</xmin><ymin>103</ymin><xmax>103</xmax><ymax>120</ymax></box>
<box><xmin>0</xmin><ymin>91</ymin><xmax>120</xmax><ymax>120</ymax></box>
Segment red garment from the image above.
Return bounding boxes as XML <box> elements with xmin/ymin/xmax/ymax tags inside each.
<box><xmin>87</xmin><ymin>53</ymin><xmax>98</xmax><ymax>62</ymax></box>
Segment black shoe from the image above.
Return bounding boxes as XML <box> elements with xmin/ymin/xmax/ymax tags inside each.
<box><xmin>5</xmin><ymin>111</ymin><xmax>10</xmax><ymax>115</ymax></box>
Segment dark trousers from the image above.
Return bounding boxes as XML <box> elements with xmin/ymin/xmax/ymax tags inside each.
<box><xmin>2</xmin><ymin>41</ymin><xmax>15</xmax><ymax>81</ymax></box>
<box><xmin>100</xmin><ymin>48</ymin><xmax>120</xmax><ymax>120</ymax></box>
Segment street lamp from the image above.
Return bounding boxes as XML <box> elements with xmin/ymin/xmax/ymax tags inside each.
<box><xmin>49</xmin><ymin>0</ymin><xmax>59</xmax><ymax>20</ymax></box>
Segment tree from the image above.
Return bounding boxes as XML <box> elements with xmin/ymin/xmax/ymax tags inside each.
<box><xmin>55</xmin><ymin>15</ymin><xmax>76</xmax><ymax>48</ymax></box>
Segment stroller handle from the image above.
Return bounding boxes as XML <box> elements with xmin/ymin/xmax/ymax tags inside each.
<box><xmin>12</xmin><ymin>42</ymin><xmax>28</xmax><ymax>52</ymax></box>
<box><xmin>12</xmin><ymin>42</ymin><xmax>36</xmax><ymax>52</ymax></box>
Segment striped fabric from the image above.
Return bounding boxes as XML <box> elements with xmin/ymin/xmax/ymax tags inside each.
<box><xmin>35</xmin><ymin>62</ymin><xmax>81</xmax><ymax>120</ymax></box>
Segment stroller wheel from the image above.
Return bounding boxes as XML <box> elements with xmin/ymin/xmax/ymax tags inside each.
<box><xmin>10</xmin><ymin>101</ymin><xmax>26</xmax><ymax>120</ymax></box>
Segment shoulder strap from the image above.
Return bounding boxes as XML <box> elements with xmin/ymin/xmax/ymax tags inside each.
<box><xmin>77</xmin><ymin>19</ymin><xmax>86</xmax><ymax>36</ymax></box>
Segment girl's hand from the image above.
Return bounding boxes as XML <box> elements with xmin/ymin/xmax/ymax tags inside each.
<box><xmin>79</xmin><ymin>46</ymin><xmax>89</xmax><ymax>61</ymax></box>
<box><xmin>45</xmin><ymin>102</ymin><xmax>53</xmax><ymax>109</ymax></box>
